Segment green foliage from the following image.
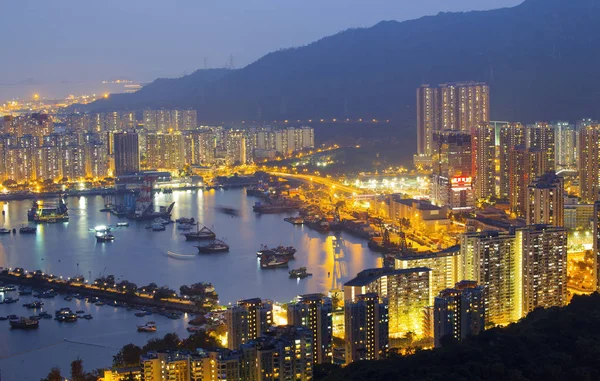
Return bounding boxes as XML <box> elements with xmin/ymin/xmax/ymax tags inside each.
<box><xmin>113</xmin><ymin>343</ymin><xmax>142</xmax><ymax>367</ymax></box>
<box><xmin>181</xmin><ymin>330</ymin><xmax>220</xmax><ymax>350</ymax></box>
<box><xmin>41</xmin><ymin>367</ymin><xmax>62</xmax><ymax>381</ymax></box>
<box><xmin>319</xmin><ymin>293</ymin><xmax>600</xmax><ymax>381</ymax></box>
<box><xmin>142</xmin><ymin>333</ymin><xmax>181</xmax><ymax>353</ymax></box>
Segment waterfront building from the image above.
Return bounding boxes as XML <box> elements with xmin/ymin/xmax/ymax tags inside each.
<box><xmin>113</xmin><ymin>132</ymin><xmax>140</xmax><ymax>176</ymax></box>
<box><xmin>287</xmin><ymin>293</ymin><xmax>333</xmax><ymax>364</ymax></box>
<box><xmin>578</xmin><ymin>124</ymin><xmax>600</xmax><ymax>203</ymax></box>
<box><xmin>388</xmin><ymin>196</ymin><xmax>450</xmax><ymax>232</ymax></box>
<box><xmin>395</xmin><ymin>246</ymin><xmax>461</xmax><ymax>299</ymax></box>
<box><xmin>471</xmin><ymin>122</ymin><xmax>496</xmax><ymax>200</ymax></box>
<box><xmin>433</xmin><ymin>280</ymin><xmax>484</xmax><ymax>347</ymax></box>
<box><xmin>554</xmin><ymin>121</ymin><xmax>577</xmax><ymax>171</ymax></box>
<box><xmin>460</xmin><ymin>231</ymin><xmax>521</xmax><ymax>325</ymax></box>
<box><xmin>527</xmin><ymin>122</ymin><xmax>555</xmax><ymax>173</ymax></box>
<box><xmin>515</xmin><ymin>225</ymin><xmax>567</xmax><ymax>314</ymax></box>
<box><xmin>498</xmin><ymin>123</ymin><xmax>526</xmax><ymax>198</ymax></box>
<box><xmin>226</xmin><ymin>298</ymin><xmax>273</xmax><ymax>350</ymax></box>
<box><xmin>344</xmin><ymin>267</ymin><xmax>432</xmax><ymax>338</ymax></box>
<box><xmin>344</xmin><ymin>293</ymin><xmax>389</xmax><ymax>364</ymax></box>
<box><xmin>526</xmin><ymin>173</ymin><xmax>564</xmax><ymax>227</ymax></box>
<box><xmin>509</xmin><ymin>146</ymin><xmax>545</xmax><ymax>217</ymax></box>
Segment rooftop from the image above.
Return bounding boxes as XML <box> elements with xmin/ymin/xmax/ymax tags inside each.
<box><xmin>344</xmin><ymin>267</ymin><xmax>431</xmax><ymax>287</ymax></box>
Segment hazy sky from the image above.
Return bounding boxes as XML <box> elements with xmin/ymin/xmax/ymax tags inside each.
<box><xmin>0</xmin><ymin>0</ymin><xmax>522</xmax><ymax>100</ymax></box>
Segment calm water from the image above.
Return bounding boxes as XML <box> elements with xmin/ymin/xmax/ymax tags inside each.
<box><xmin>0</xmin><ymin>189</ymin><xmax>381</xmax><ymax>380</ymax></box>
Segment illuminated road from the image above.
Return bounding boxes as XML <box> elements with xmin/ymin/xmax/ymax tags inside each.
<box><xmin>268</xmin><ymin>172</ymin><xmax>361</xmax><ymax>195</ymax></box>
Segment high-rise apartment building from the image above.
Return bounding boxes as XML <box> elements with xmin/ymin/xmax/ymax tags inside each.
<box><xmin>509</xmin><ymin>146</ymin><xmax>545</xmax><ymax>217</ymax></box>
<box><xmin>146</xmin><ymin>132</ymin><xmax>184</xmax><ymax>170</ymax></box>
<box><xmin>526</xmin><ymin>173</ymin><xmax>564</xmax><ymax>226</ymax></box>
<box><xmin>433</xmin><ymin>280</ymin><xmax>484</xmax><ymax>347</ymax></box>
<box><xmin>515</xmin><ymin>225</ymin><xmax>567</xmax><ymax>315</ymax></box>
<box><xmin>471</xmin><ymin>122</ymin><xmax>496</xmax><ymax>200</ymax></box>
<box><xmin>460</xmin><ymin>231</ymin><xmax>521</xmax><ymax>325</ymax></box>
<box><xmin>527</xmin><ymin>122</ymin><xmax>555</xmax><ymax>173</ymax></box>
<box><xmin>344</xmin><ymin>293</ymin><xmax>389</xmax><ymax>364</ymax></box>
<box><xmin>554</xmin><ymin>121</ymin><xmax>577</xmax><ymax>171</ymax></box>
<box><xmin>344</xmin><ymin>267</ymin><xmax>432</xmax><ymax>338</ymax></box>
<box><xmin>287</xmin><ymin>294</ymin><xmax>332</xmax><ymax>364</ymax></box>
<box><xmin>394</xmin><ymin>246</ymin><xmax>461</xmax><ymax>299</ymax></box>
<box><xmin>578</xmin><ymin>124</ymin><xmax>600</xmax><ymax>203</ymax></box>
<box><xmin>141</xmin><ymin>351</ymin><xmax>191</xmax><ymax>381</ymax></box>
<box><xmin>113</xmin><ymin>132</ymin><xmax>140</xmax><ymax>176</ymax></box>
<box><xmin>184</xmin><ymin>130</ymin><xmax>215</xmax><ymax>165</ymax></box>
<box><xmin>416</xmin><ymin>85</ymin><xmax>439</xmax><ymax>156</ymax></box>
<box><xmin>594</xmin><ymin>202</ymin><xmax>600</xmax><ymax>291</ymax></box>
<box><xmin>498</xmin><ymin>123</ymin><xmax>526</xmax><ymax>198</ymax></box>
<box><xmin>226</xmin><ymin>298</ymin><xmax>273</xmax><ymax>350</ymax></box>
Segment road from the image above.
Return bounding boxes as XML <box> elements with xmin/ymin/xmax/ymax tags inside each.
<box><xmin>268</xmin><ymin>172</ymin><xmax>361</xmax><ymax>195</ymax></box>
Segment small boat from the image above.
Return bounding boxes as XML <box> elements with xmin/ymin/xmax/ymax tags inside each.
<box><xmin>9</xmin><ymin>317</ymin><xmax>39</xmax><ymax>329</ymax></box>
<box><xmin>95</xmin><ymin>301</ymin><xmax>105</xmax><ymax>306</ymax></box>
<box><xmin>0</xmin><ymin>316</ymin><xmax>7</xmax><ymax>321</ymax></box>
<box><xmin>99</xmin><ymin>207</ymin><xmax>111</xmax><ymax>212</ymax></box>
<box><xmin>176</xmin><ymin>217</ymin><xmax>195</xmax><ymax>224</ymax></box>
<box><xmin>18</xmin><ymin>288</ymin><xmax>33</xmax><ymax>295</ymax></box>
<box><xmin>135</xmin><ymin>311</ymin><xmax>146</xmax><ymax>317</ymax></box>
<box><xmin>23</xmin><ymin>301</ymin><xmax>44</xmax><ymax>309</ymax></box>
<box><xmin>0</xmin><ymin>228</ymin><xmax>11</xmax><ymax>235</ymax></box>
<box><xmin>137</xmin><ymin>321</ymin><xmax>157</xmax><ymax>332</ymax></box>
<box><xmin>38</xmin><ymin>312</ymin><xmax>52</xmax><ymax>319</ymax></box>
<box><xmin>82</xmin><ymin>314</ymin><xmax>93</xmax><ymax>320</ymax></box>
<box><xmin>75</xmin><ymin>310</ymin><xmax>85</xmax><ymax>314</ymax></box>
<box><xmin>216</xmin><ymin>206</ymin><xmax>239</xmax><ymax>217</ymax></box>
<box><xmin>117</xmin><ymin>221</ymin><xmax>129</xmax><ymax>227</ymax></box>
<box><xmin>284</xmin><ymin>216</ymin><xmax>304</xmax><ymax>225</ymax></box>
<box><xmin>260</xmin><ymin>256</ymin><xmax>289</xmax><ymax>269</ymax></box>
<box><xmin>19</xmin><ymin>226</ymin><xmax>37</xmax><ymax>234</ymax></box>
<box><xmin>196</xmin><ymin>239</ymin><xmax>229</xmax><ymax>254</ymax></box>
<box><xmin>256</xmin><ymin>245</ymin><xmax>296</xmax><ymax>258</ymax></box>
<box><xmin>95</xmin><ymin>232</ymin><xmax>115</xmax><ymax>242</ymax></box>
<box><xmin>167</xmin><ymin>251</ymin><xmax>196</xmax><ymax>259</ymax></box>
<box><xmin>152</xmin><ymin>223</ymin><xmax>166</xmax><ymax>231</ymax></box>
<box><xmin>289</xmin><ymin>267</ymin><xmax>313</xmax><ymax>279</ymax></box>
<box><xmin>3</xmin><ymin>297</ymin><xmax>18</xmax><ymax>304</ymax></box>
<box><xmin>184</xmin><ymin>224</ymin><xmax>216</xmax><ymax>241</ymax></box>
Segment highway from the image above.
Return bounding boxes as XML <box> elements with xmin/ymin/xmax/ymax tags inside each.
<box><xmin>267</xmin><ymin>172</ymin><xmax>361</xmax><ymax>195</ymax></box>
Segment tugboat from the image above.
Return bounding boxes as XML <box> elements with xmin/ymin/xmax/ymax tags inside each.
<box><xmin>19</xmin><ymin>226</ymin><xmax>37</xmax><ymax>234</ymax></box>
<box><xmin>137</xmin><ymin>321</ymin><xmax>157</xmax><ymax>332</ymax></box>
<box><xmin>9</xmin><ymin>317</ymin><xmax>39</xmax><ymax>329</ymax></box>
<box><xmin>184</xmin><ymin>224</ymin><xmax>216</xmax><ymax>241</ymax></box>
<box><xmin>196</xmin><ymin>239</ymin><xmax>230</xmax><ymax>254</ymax></box>
<box><xmin>289</xmin><ymin>267</ymin><xmax>313</xmax><ymax>279</ymax></box>
<box><xmin>95</xmin><ymin>231</ymin><xmax>115</xmax><ymax>242</ymax></box>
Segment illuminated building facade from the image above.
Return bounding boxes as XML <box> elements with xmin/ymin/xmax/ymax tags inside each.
<box><xmin>226</xmin><ymin>298</ymin><xmax>273</xmax><ymax>350</ymax></box>
<box><xmin>554</xmin><ymin>121</ymin><xmax>577</xmax><ymax>171</ymax></box>
<box><xmin>287</xmin><ymin>294</ymin><xmax>333</xmax><ymax>364</ymax></box>
<box><xmin>146</xmin><ymin>132</ymin><xmax>185</xmax><ymax>170</ymax></box>
<box><xmin>344</xmin><ymin>267</ymin><xmax>432</xmax><ymax>338</ymax></box>
<box><xmin>471</xmin><ymin>122</ymin><xmax>496</xmax><ymax>200</ymax></box>
<box><xmin>515</xmin><ymin>225</ymin><xmax>567</xmax><ymax>314</ymax></box>
<box><xmin>578</xmin><ymin>124</ymin><xmax>600</xmax><ymax>203</ymax></box>
<box><xmin>344</xmin><ymin>293</ymin><xmax>389</xmax><ymax>364</ymax></box>
<box><xmin>498</xmin><ymin>123</ymin><xmax>526</xmax><ymax>198</ymax></box>
<box><xmin>526</xmin><ymin>173</ymin><xmax>564</xmax><ymax>226</ymax></box>
<box><xmin>433</xmin><ymin>281</ymin><xmax>484</xmax><ymax>347</ymax></box>
<box><xmin>113</xmin><ymin>132</ymin><xmax>140</xmax><ymax>176</ymax></box>
<box><xmin>509</xmin><ymin>146</ymin><xmax>545</xmax><ymax>217</ymax></box>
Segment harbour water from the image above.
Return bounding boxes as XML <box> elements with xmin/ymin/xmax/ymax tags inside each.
<box><xmin>0</xmin><ymin>188</ymin><xmax>381</xmax><ymax>380</ymax></box>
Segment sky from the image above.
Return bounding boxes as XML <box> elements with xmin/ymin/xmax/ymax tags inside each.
<box><xmin>0</xmin><ymin>0</ymin><xmax>522</xmax><ymax>101</ymax></box>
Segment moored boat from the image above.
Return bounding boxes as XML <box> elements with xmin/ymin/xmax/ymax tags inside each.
<box><xmin>0</xmin><ymin>228</ymin><xmax>11</xmax><ymax>235</ymax></box>
<box><xmin>9</xmin><ymin>317</ymin><xmax>39</xmax><ymax>329</ymax></box>
<box><xmin>260</xmin><ymin>255</ymin><xmax>289</xmax><ymax>269</ymax></box>
<box><xmin>116</xmin><ymin>221</ymin><xmax>129</xmax><ymax>227</ymax></box>
<box><xmin>196</xmin><ymin>239</ymin><xmax>229</xmax><ymax>254</ymax></box>
<box><xmin>23</xmin><ymin>301</ymin><xmax>44</xmax><ymax>309</ymax></box>
<box><xmin>289</xmin><ymin>267</ymin><xmax>313</xmax><ymax>279</ymax></box>
<box><xmin>256</xmin><ymin>245</ymin><xmax>296</xmax><ymax>258</ymax></box>
<box><xmin>184</xmin><ymin>224</ymin><xmax>216</xmax><ymax>241</ymax></box>
<box><xmin>137</xmin><ymin>321</ymin><xmax>157</xmax><ymax>332</ymax></box>
<box><xmin>151</xmin><ymin>222</ymin><xmax>166</xmax><ymax>231</ymax></box>
<box><xmin>166</xmin><ymin>251</ymin><xmax>196</xmax><ymax>259</ymax></box>
<box><xmin>284</xmin><ymin>216</ymin><xmax>304</xmax><ymax>225</ymax></box>
<box><xmin>95</xmin><ymin>231</ymin><xmax>115</xmax><ymax>242</ymax></box>
<box><xmin>19</xmin><ymin>226</ymin><xmax>37</xmax><ymax>234</ymax></box>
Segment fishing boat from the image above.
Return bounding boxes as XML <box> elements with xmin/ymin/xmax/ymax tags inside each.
<box><xmin>167</xmin><ymin>251</ymin><xmax>196</xmax><ymax>259</ymax></box>
<box><xmin>116</xmin><ymin>221</ymin><xmax>129</xmax><ymax>227</ymax></box>
<box><xmin>196</xmin><ymin>239</ymin><xmax>229</xmax><ymax>254</ymax></box>
<box><xmin>19</xmin><ymin>226</ymin><xmax>37</xmax><ymax>234</ymax></box>
<box><xmin>289</xmin><ymin>267</ymin><xmax>313</xmax><ymax>279</ymax></box>
<box><xmin>137</xmin><ymin>321</ymin><xmax>157</xmax><ymax>332</ymax></box>
<box><xmin>260</xmin><ymin>256</ymin><xmax>289</xmax><ymax>269</ymax></box>
<box><xmin>0</xmin><ymin>228</ymin><xmax>11</xmax><ymax>235</ymax></box>
<box><xmin>184</xmin><ymin>224</ymin><xmax>216</xmax><ymax>241</ymax></box>
<box><xmin>9</xmin><ymin>317</ymin><xmax>39</xmax><ymax>329</ymax></box>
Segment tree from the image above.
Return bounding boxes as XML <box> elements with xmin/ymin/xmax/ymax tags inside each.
<box><xmin>41</xmin><ymin>367</ymin><xmax>63</xmax><ymax>381</ymax></box>
<box><xmin>142</xmin><ymin>333</ymin><xmax>181</xmax><ymax>353</ymax></box>
<box><xmin>113</xmin><ymin>343</ymin><xmax>142</xmax><ymax>367</ymax></box>
<box><xmin>182</xmin><ymin>330</ymin><xmax>220</xmax><ymax>350</ymax></box>
<box><xmin>71</xmin><ymin>358</ymin><xmax>86</xmax><ymax>381</ymax></box>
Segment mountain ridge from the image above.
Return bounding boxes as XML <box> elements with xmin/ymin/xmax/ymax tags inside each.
<box><xmin>79</xmin><ymin>0</ymin><xmax>600</xmax><ymax>126</ymax></box>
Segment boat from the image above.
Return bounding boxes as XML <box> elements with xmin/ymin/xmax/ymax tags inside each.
<box><xmin>19</xmin><ymin>226</ymin><xmax>37</xmax><ymax>234</ymax></box>
<box><xmin>284</xmin><ymin>216</ymin><xmax>304</xmax><ymax>225</ymax></box>
<box><xmin>76</xmin><ymin>310</ymin><xmax>85</xmax><ymax>314</ymax></box>
<box><xmin>151</xmin><ymin>223</ymin><xmax>166</xmax><ymax>231</ymax></box>
<box><xmin>289</xmin><ymin>267</ymin><xmax>313</xmax><ymax>279</ymax></box>
<box><xmin>82</xmin><ymin>314</ymin><xmax>93</xmax><ymax>320</ymax></box>
<box><xmin>38</xmin><ymin>312</ymin><xmax>52</xmax><ymax>319</ymax></box>
<box><xmin>9</xmin><ymin>317</ymin><xmax>39</xmax><ymax>329</ymax></box>
<box><xmin>260</xmin><ymin>256</ymin><xmax>289</xmax><ymax>269</ymax></box>
<box><xmin>55</xmin><ymin>307</ymin><xmax>78</xmax><ymax>322</ymax></box>
<box><xmin>28</xmin><ymin>197</ymin><xmax>69</xmax><ymax>223</ymax></box>
<box><xmin>187</xmin><ymin>326</ymin><xmax>204</xmax><ymax>332</ymax></box>
<box><xmin>137</xmin><ymin>321</ymin><xmax>157</xmax><ymax>332</ymax></box>
<box><xmin>0</xmin><ymin>228</ymin><xmax>11</xmax><ymax>235</ymax></box>
<box><xmin>116</xmin><ymin>221</ymin><xmax>129</xmax><ymax>227</ymax></box>
<box><xmin>23</xmin><ymin>301</ymin><xmax>44</xmax><ymax>309</ymax></box>
<box><xmin>3</xmin><ymin>297</ymin><xmax>18</xmax><ymax>304</ymax></box>
<box><xmin>95</xmin><ymin>231</ymin><xmax>115</xmax><ymax>242</ymax></box>
<box><xmin>176</xmin><ymin>223</ymin><xmax>193</xmax><ymax>231</ymax></box>
<box><xmin>184</xmin><ymin>224</ymin><xmax>216</xmax><ymax>241</ymax></box>
<box><xmin>176</xmin><ymin>217</ymin><xmax>195</xmax><ymax>224</ymax></box>
<box><xmin>95</xmin><ymin>301</ymin><xmax>105</xmax><ymax>306</ymax></box>
<box><xmin>135</xmin><ymin>311</ymin><xmax>147</xmax><ymax>317</ymax></box>
<box><xmin>99</xmin><ymin>207</ymin><xmax>112</xmax><ymax>212</ymax></box>
<box><xmin>167</xmin><ymin>251</ymin><xmax>196</xmax><ymax>259</ymax></box>
<box><xmin>256</xmin><ymin>245</ymin><xmax>296</xmax><ymax>258</ymax></box>
<box><xmin>216</xmin><ymin>206</ymin><xmax>239</xmax><ymax>216</ymax></box>
<box><xmin>253</xmin><ymin>201</ymin><xmax>299</xmax><ymax>214</ymax></box>
<box><xmin>18</xmin><ymin>288</ymin><xmax>32</xmax><ymax>295</ymax></box>
<box><xmin>196</xmin><ymin>239</ymin><xmax>230</xmax><ymax>254</ymax></box>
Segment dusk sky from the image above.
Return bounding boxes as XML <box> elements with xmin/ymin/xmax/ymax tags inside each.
<box><xmin>0</xmin><ymin>0</ymin><xmax>521</xmax><ymax>100</ymax></box>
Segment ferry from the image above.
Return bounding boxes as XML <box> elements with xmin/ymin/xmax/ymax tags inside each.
<box><xmin>9</xmin><ymin>317</ymin><xmax>39</xmax><ymax>329</ymax></box>
<box><xmin>184</xmin><ymin>224</ymin><xmax>216</xmax><ymax>241</ymax></box>
<box><xmin>137</xmin><ymin>321</ymin><xmax>157</xmax><ymax>332</ymax></box>
<box><xmin>27</xmin><ymin>198</ymin><xmax>69</xmax><ymax>223</ymax></box>
<box><xmin>19</xmin><ymin>226</ymin><xmax>37</xmax><ymax>234</ymax></box>
<box><xmin>196</xmin><ymin>239</ymin><xmax>230</xmax><ymax>254</ymax></box>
